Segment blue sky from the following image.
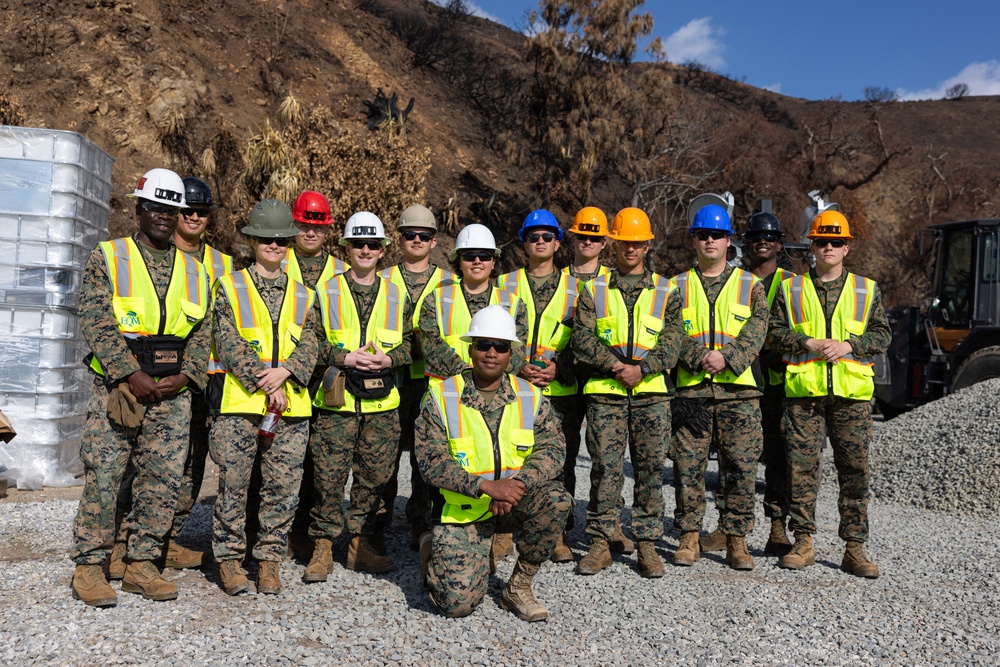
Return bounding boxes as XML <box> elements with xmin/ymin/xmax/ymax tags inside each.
<box><xmin>439</xmin><ymin>0</ymin><xmax>1000</xmax><ymax>101</ymax></box>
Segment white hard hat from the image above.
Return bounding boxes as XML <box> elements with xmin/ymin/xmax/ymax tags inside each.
<box><xmin>127</xmin><ymin>168</ymin><xmax>187</xmax><ymax>208</ymax></box>
<box><xmin>339</xmin><ymin>211</ymin><xmax>389</xmax><ymax>246</ymax></box>
<box><xmin>460</xmin><ymin>305</ymin><xmax>522</xmax><ymax>346</ymax></box>
<box><xmin>450</xmin><ymin>223</ymin><xmax>500</xmax><ymax>260</ymax></box>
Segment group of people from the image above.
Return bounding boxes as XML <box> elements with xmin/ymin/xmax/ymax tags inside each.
<box><xmin>68</xmin><ymin>167</ymin><xmax>890</xmax><ymax>623</ymax></box>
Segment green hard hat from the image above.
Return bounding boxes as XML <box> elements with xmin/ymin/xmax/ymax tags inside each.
<box><xmin>242</xmin><ymin>199</ymin><xmax>299</xmax><ymax>238</ymax></box>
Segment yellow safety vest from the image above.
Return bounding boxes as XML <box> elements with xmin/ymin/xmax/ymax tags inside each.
<box><xmin>430</xmin><ymin>283</ymin><xmax>520</xmax><ymax>379</ymax></box>
<box><xmin>379</xmin><ymin>265</ymin><xmax>456</xmax><ymax>380</ymax></box>
<box><xmin>88</xmin><ymin>237</ymin><xmax>209</xmax><ymax>377</ymax></box>
<box><xmin>765</xmin><ymin>267</ymin><xmax>796</xmax><ymax>386</ymax></box>
<box><xmin>498</xmin><ymin>269</ymin><xmax>579</xmax><ymax>396</ymax></box>
<box><xmin>429</xmin><ymin>373</ymin><xmax>541</xmax><ymax>524</ymax></box>
<box><xmin>208</xmin><ymin>269</ymin><xmax>315</xmax><ymax>417</ymax></box>
<box><xmin>780</xmin><ymin>272</ymin><xmax>877</xmax><ymax>400</ymax></box>
<box><xmin>283</xmin><ymin>248</ymin><xmax>349</xmax><ymax>288</ymax></box>
<box><xmin>583</xmin><ymin>272</ymin><xmax>673</xmax><ymax>396</ymax></box>
<box><xmin>202</xmin><ymin>245</ymin><xmax>233</xmax><ymax>294</ymax></box>
<box><xmin>313</xmin><ymin>275</ymin><xmax>405</xmax><ymax>413</ymax></box>
<box><xmin>673</xmin><ymin>268</ymin><xmax>760</xmax><ymax>388</ymax></box>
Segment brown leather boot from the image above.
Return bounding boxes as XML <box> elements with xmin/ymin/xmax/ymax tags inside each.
<box><xmin>346</xmin><ymin>535</ymin><xmax>393</xmax><ymax>574</ymax></box>
<box><xmin>490</xmin><ymin>531</ymin><xmax>515</xmax><ymax>570</ymax></box>
<box><xmin>672</xmin><ymin>531</ymin><xmax>701</xmax><ymax>566</ymax></box>
<box><xmin>699</xmin><ymin>527</ymin><xmax>726</xmax><ymax>552</ymax></box>
<box><xmin>164</xmin><ymin>540</ymin><xmax>205</xmax><ymax>569</ymax></box>
<box><xmin>418</xmin><ymin>531</ymin><xmax>433</xmax><ymax>580</ymax></box>
<box><xmin>219</xmin><ymin>560</ymin><xmax>252</xmax><ymax>595</ymax></box>
<box><xmin>122</xmin><ymin>560</ymin><xmax>178</xmax><ymax>601</ymax></box>
<box><xmin>551</xmin><ymin>531</ymin><xmax>574</xmax><ymax>563</ymax></box>
<box><xmin>257</xmin><ymin>560</ymin><xmax>281</xmax><ymax>594</ymax></box>
<box><xmin>501</xmin><ymin>559</ymin><xmax>547</xmax><ymax>622</ymax></box>
<box><xmin>609</xmin><ymin>524</ymin><xmax>635</xmax><ymax>554</ymax></box>
<box><xmin>576</xmin><ymin>538</ymin><xmax>612</xmax><ymax>575</ymax></box>
<box><xmin>637</xmin><ymin>540</ymin><xmax>665</xmax><ymax>578</ymax></box>
<box><xmin>107</xmin><ymin>541</ymin><xmax>126</xmax><ymax>581</ymax></box>
<box><xmin>778</xmin><ymin>533</ymin><xmax>815</xmax><ymax>570</ymax></box>
<box><xmin>71</xmin><ymin>564</ymin><xmax>117</xmax><ymax>607</ymax></box>
<box><xmin>303</xmin><ymin>537</ymin><xmax>334</xmax><ymax>583</ymax></box>
<box><xmin>726</xmin><ymin>535</ymin><xmax>755</xmax><ymax>570</ymax></box>
<box><xmin>841</xmin><ymin>541</ymin><xmax>880</xmax><ymax>579</ymax></box>
<box><xmin>764</xmin><ymin>518</ymin><xmax>793</xmax><ymax>556</ymax></box>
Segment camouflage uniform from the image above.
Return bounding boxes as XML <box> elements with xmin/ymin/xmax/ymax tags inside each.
<box><xmin>209</xmin><ymin>267</ymin><xmax>318</xmax><ymax>562</ymax></box>
<box><xmin>308</xmin><ymin>276</ymin><xmax>411</xmax><ymax>541</ymax></box>
<box><xmin>71</xmin><ymin>237</ymin><xmax>211</xmax><ymax>565</ymax></box>
<box><xmin>672</xmin><ymin>266</ymin><xmax>768</xmax><ymax>537</ymax></box>
<box><xmin>572</xmin><ymin>269</ymin><xmax>682</xmax><ymax>542</ymax></box>
<box><xmin>767</xmin><ymin>270</ymin><xmax>891</xmax><ymax>542</ymax></box>
<box><xmin>415</xmin><ymin>371</ymin><xmax>572</xmax><ymax>617</ymax></box>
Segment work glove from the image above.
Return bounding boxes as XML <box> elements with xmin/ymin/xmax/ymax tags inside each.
<box><xmin>108</xmin><ymin>382</ymin><xmax>145</xmax><ymax>429</ymax></box>
<box><xmin>670</xmin><ymin>397</ymin><xmax>713</xmax><ymax>437</ymax></box>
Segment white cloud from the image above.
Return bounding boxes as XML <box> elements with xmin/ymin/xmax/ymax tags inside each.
<box><xmin>762</xmin><ymin>83</ymin><xmax>782</xmax><ymax>94</ymax></box>
<box><xmin>664</xmin><ymin>17</ymin><xmax>725</xmax><ymax>70</ymax></box>
<box><xmin>429</xmin><ymin>0</ymin><xmax>502</xmax><ymax>25</ymax></box>
<box><xmin>898</xmin><ymin>60</ymin><xmax>1000</xmax><ymax>100</ymax></box>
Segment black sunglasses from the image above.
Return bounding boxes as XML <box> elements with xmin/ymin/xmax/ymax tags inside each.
<box><xmin>140</xmin><ymin>201</ymin><xmax>181</xmax><ymax>216</ymax></box>
<box><xmin>812</xmin><ymin>239</ymin><xmax>847</xmax><ymax>248</ymax></box>
<box><xmin>180</xmin><ymin>207</ymin><xmax>210</xmax><ymax>218</ymax></box>
<box><xmin>461</xmin><ymin>251</ymin><xmax>494</xmax><ymax>263</ymax></box>
<box><xmin>527</xmin><ymin>232</ymin><xmax>556</xmax><ymax>243</ymax></box>
<box><xmin>402</xmin><ymin>230</ymin><xmax>434</xmax><ymax>242</ymax></box>
<box><xmin>350</xmin><ymin>240</ymin><xmax>382</xmax><ymax>250</ymax></box>
<box><xmin>747</xmin><ymin>233</ymin><xmax>780</xmax><ymax>243</ymax></box>
<box><xmin>473</xmin><ymin>339</ymin><xmax>511</xmax><ymax>353</ymax></box>
<box><xmin>254</xmin><ymin>236</ymin><xmax>292</xmax><ymax>247</ymax></box>
<box><xmin>694</xmin><ymin>230</ymin><xmax>727</xmax><ymax>241</ymax></box>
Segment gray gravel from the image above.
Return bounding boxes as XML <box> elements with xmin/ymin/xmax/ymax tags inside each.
<box><xmin>2</xmin><ymin>448</ymin><xmax>998</xmax><ymax>666</ymax></box>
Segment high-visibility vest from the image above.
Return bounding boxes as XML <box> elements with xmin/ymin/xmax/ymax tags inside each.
<box><xmin>583</xmin><ymin>272</ymin><xmax>673</xmax><ymax>396</ymax></box>
<box><xmin>202</xmin><ymin>244</ymin><xmax>233</xmax><ymax>294</ymax></box>
<box><xmin>429</xmin><ymin>283</ymin><xmax>520</xmax><ymax>379</ymax></box>
<box><xmin>764</xmin><ymin>267</ymin><xmax>796</xmax><ymax>386</ymax></box>
<box><xmin>283</xmin><ymin>248</ymin><xmax>349</xmax><ymax>288</ymax></box>
<box><xmin>429</xmin><ymin>373</ymin><xmax>541</xmax><ymax>524</ymax></box>
<box><xmin>562</xmin><ymin>264</ymin><xmax>611</xmax><ymax>285</ymax></box>
<box><xmin>208</xmin><ymin>269</ymin><xmax>315</xmax><ymax>417</ymax></box>
<box><xmin>88</xmin><ymin>237</ymin><xmax>209</xmax><ymax>377</ymax></box>
<box><xmin>673</xmin><ymin>268</ymin><xmax>760</xmax><ymax>389</ymax></box>
<box><xmin>379</xmin><ymin>265</ymin><xmax>456</xmax><ymax>379</ymax></box>
<box><xmin>313</xmin><ymin>274</ymin><xmax>406</xmax><ymax>413</ymax></box>
<box><xmin>498</xmin><ymin>269</ymin><xmax>579</xmax><ymax>396</ymax></box>
<box><xmin>780</xmin><ymin>272</ymin><xmax>877</xmax><ymax>400</ymax></box>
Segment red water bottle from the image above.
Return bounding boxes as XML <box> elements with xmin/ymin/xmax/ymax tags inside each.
<box><xmin>258</xmin><ymin>406</ymin><xmax>282</xmax><ymax>439</ymax></box>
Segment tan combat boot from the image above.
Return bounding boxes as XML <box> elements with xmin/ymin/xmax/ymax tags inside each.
<box><xmin>637</xmin><ymin>540</ymin><xmax>665</xmax><ymax>578</ymax></box>
<box><xmin>726</xmin><ymin>535</ymin><xmax>755</xmax><ymax>570</ymax></box>
<box><xmin>257</xmin><ymin>560</ymin><xmax>281</xmax><ymax>594</ymax></box>
<box><xmin>71</xmin><ymin>564</ymin><xmax>117</xmax><ymax>607</ymax></box>
<box><xmin>609</xmin><ymin>524</ymin><xmax>635</xmax><ymax>554</ymax></box>
<box><xmin>576</xmin><ymin>538</ymin><xmax>612</xmax><ymax>575</ymax></box>
<box><xmin>219</xmin><ymin>560</ymin><xmax>252</xmax><ymax>595</ymax></box>
<box><xmin>418</xmin><ymin>531</ymin><xmax>433</xmax><ymax>580</ymax></box>
<box><xmin>346</xmin><ymin>535</ymin><xmax>393</xmax><ymax>574</ymax></box>
<box><xmin>764</xmin><ymin>518</ymin><xmax>792</xmax><ymax>556</ymax></box>
<box><xmin>122</xmin><ymin>560</ymin><xmax>178</xmax><ymax>601</ymax></box>
<box><xmin>778</xmin><ymin>533</ymin><xmax>815</xmax><ymax>570</ymax></box>
<box><xmin>490</xmin><ymin>531</ymin><xmax>515</xmax><ymax>570</ymax></box>
<box><xmin>673</xmin><ymin>531</ymin><xmax>701</xmax><ymax>566</ymax></box>
<box><xmin>501</xmin><ymin>559</ymin><xmax>548</xmax><ymax>622</ymax></box>
<box><xmin>551</xmin><ymin>531</ymin><xmax>574</xmax><ymax>563</ymax></box>
<box><xmin>699</xmin><ymin>527</ymin><xmax>726</xmax><ymax>552</ymax></box>
<box><xmin>164</xmin><ymin>540</ymin><xmax>204</xmax><ymax>569</ymax></box>
<box><xmin>841</xmin><ymin>541</ymin><xmax>880</xmax><ymax>579</ymax></box>
<box><xmin>303</xmin><ymin>537</ymin><xmax>334</xmax><ymax>583</ymax></box>
<box><xmin>107</xmin><ymin>541</ymin><xmax>126</xmax><ymax>581</ymax></box>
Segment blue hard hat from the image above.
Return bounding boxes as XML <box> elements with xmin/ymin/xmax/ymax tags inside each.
<box><xmin>689</xmin><ymin>204</ymin><xmax>733</xmax><ymax>235</ymax></box>
<box><xmin>518</xmin><ymin>209</ymin><xmax>564</xmax><ymax>242</ymax></box>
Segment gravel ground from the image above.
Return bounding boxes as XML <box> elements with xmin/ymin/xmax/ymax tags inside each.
<box><xmin>2</xmin><ymin>449</ymin><xmax>998</xmax><ymax>666</ymax></box>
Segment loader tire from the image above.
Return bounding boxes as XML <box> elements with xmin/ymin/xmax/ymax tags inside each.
<box><xmin>952</xmin><ymin>346</ymin><xmax>1000</xmax><ymax>392</ymax></box>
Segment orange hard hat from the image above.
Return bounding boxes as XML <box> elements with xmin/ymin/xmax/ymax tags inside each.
<box><xmin>570</xmin><ymin>207</ymin><xmax>609</xmax><ymax>236</ymax></box>
<box><xmin>807</xmin><ymin>210</ymin><xmax>852</xmax><ymax>240</ymax></box>
<box><xmin>609</xmin><ymin>207</ymin><xmax>654</xmax><ymax>242</ymax></box>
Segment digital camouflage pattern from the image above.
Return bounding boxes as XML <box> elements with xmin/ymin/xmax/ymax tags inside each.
<box><xmin>293</xmin><ymin>250</ymin><xmax>336</xmax><ymax>290</ymax></box>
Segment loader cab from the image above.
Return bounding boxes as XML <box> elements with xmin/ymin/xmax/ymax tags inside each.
<box><xmin>929</xmin><ymin>220</ymin><xmax>1000</xmax><ymax>334</ymax></box>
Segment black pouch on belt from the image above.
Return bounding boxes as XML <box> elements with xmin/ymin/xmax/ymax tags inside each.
<box><xmin>343</xmin><ymin>367</ymin><xmax>394</xmax><ymax>399</ymax></box>
<box><xmin>126</xmin><ymin>335</ymin><xmax>186</xmax><ymax>376</ymax></box>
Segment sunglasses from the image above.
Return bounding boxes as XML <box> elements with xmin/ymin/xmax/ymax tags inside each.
<box><xmin>255</xmin><ymin>236</ymin><xmax>292</xmax><ymax>247</ymax></box>
<box><xmin>140</xmin><ymin>201</ymin><xmax>181</xmax><ymax>216</ymax></box>
<box><xmin>812</xmin><ymin>239</ymin><xmax>847</xmax><ymax>248</ymax></box>
<box><xmin>350</xmin><ymin>240</ymin><xmax>382</xmax><ymax>250</ymax></box>
<box><xmin>473</xmin><ymin>339</ymin><xmax>511</xmax><ymax>353</ymax></box>
<box><xmin>461</xmin><ymin>251</ymin><xmax>494</xmax><ymax>263</ymax></box>
<box><xmin>527</xmin><ymin>232</ymin><xmax>556</xmax><ymax>243</ymax></box>
<box><xmin>747</xmin><ymin>233</ymin><xmax>780</xmax><ymax>243</ymax></box>
<box><xmin>180</xmin><ymin>207</ymin><xmax>210</xmax><ymax>218</ymax></box>
<box><xmin>402</xmin><ymin>230</ymin><xmax>434</xmax><ymax>242</ymax></box>
<box><xmin>694</xmin><ymin>230</ymin><xmax>728</xmax><ymax>241</ymax></box>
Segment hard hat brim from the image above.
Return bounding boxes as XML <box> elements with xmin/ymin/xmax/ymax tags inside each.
<box><xmin>459</xmin><ymin>334</ymin><xmax>523</xmax><ymax>346</ymax></box>
<box><xmin>339</xmin><ymin>238</ymin><xmax>391</xmax><ymax>247</ymax></box>
<box><xmin>449</xmin><ymin>248</ymin><xmax>502</xmax><ymax>261</ymax></box>
<box><xmin>241</xmin><ymin>224</ymin><xmax>300</xmax><ymax>238</ymax></box>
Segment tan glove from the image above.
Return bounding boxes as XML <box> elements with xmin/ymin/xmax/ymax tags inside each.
<box><xmin>322</xmin><ymin>367</ymin><xmax>346</xmax><ymax>408</ymax></box>
<box><xmin>107</xmin><ymin>382</ymin><xmax>146</xmax><ymax>429</ymax></box>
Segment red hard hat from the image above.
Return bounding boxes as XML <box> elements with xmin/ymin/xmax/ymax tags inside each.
<box><xmin>291</xmin><ymin>190</ymin><xmax>332</xmax><ymax>225</ymax></box>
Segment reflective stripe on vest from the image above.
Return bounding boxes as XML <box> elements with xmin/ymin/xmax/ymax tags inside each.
<box><xmin>202</xmin><ymin>245</ymin><xmax>233</xmax><ymax>293</ymax></box>
<box><xmin>583</xmin><ymin>272</ymin><xmax>672</xmax><ymax>396</ymax></box>
<box><xmin>674</xmin><ymin>268</ymin><xmax>759</xmax><ymax>388</ymax></box>
<box><xmin>313</xmin><ymin>275</ymin><xmax>405</xmax><ymax>413</ymax></box>
<box><xmin>431</xmin><ymin>283</ymin><xmax>519</xmax><ymax>378</ymax></box>
<box><xmin>431</xmin><ymin>374</ymin><xmax>541</xmax><ymax>524</ymax></box>
<box><xmin>780</xmin><ymin>272</ymin><xmax>877</xmax><ymax>400</ymax></box>
<box><xmin>283</xmin><ymin>248</ymin><xmax>349</xmax><ymax>288</ymax></box>
<box><xmin>379</xmin><ymin>265</ymin><xmax>457</xmax><ymax>380</ymax></box>
<box><xmin>765</xmin><ymin>267</ymin><xmax>795</xmax><ymax>386</ymax></box>
<box><xmin>209</xmin><ymin>269</ymin><xmax>315</xmax><ymax>416</ymax></box>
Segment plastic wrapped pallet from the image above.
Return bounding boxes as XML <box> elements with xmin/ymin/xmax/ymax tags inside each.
<box><xmin>0</xmin><ymin>125</ymin><xmax>112</xmax><ymax>489</ymax></box>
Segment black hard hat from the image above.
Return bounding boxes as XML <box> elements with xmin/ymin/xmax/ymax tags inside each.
<box><xmin>182</xmin><ymin>176</ymin><xmax>216</xmax><ymax>209</ymax></box>
<box><xmin>744</xmin><ymin>212</ymin><xmax>784</xmax><ymax>239</ymax></box>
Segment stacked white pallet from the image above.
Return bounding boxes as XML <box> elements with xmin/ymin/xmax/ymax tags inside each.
<box><xmin>0</xmin><ymin>125</ymin><xmax>113</xmax><ymax>488</ymax></box>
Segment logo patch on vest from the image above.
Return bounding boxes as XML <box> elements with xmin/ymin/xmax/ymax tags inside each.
<box><xmin>684</xmin><ymin>319</ymin><xmax>693</xmax><ymax>332</ymax></box>
<box><xmin>600</xmin><ymin>328</ymin><xmax>613</xmax><ymax>342</ymax></box>
<box><xmin>734</xmin><ymin>314</ymin><xmax>747</xmax><ymax>322</ymax></box>
<box><xmin>121</xmin><ymin>311</ymin><xmax>141</xmax><ymax>327</ymax></box>
<box><xmin>249</xmin><ymin>340</ymin><xmax>263</xmax><ymax>354</ymax></box>
<box><xmin>516</xmin><ymin>446</ymin><xmax>530</xmax><ymax>452</ymax></box>
<box><xmin>456</xmin><ymin>452</ymin><xmax>469</xmax><ymax>467</ymax></box>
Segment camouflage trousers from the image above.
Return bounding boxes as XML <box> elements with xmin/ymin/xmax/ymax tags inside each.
<box><xmin>551</xmin><ymin>394</ymin><xmax>584</xmax><ymax>530</ymax></box>
<box><xmin>674</xmin><ymin>397</ymin><xmax>762</xmax><ymax>536</ymax></box>
<box><xmin>376</xmin><ymin>376</ymin><xmax>433</xmax><ymax>533</ymax></box>
<box><xmin>71</xmin><ymin>379</ymin><xmax>189</xmax><ymax>564</ymax></box>
<box><xmin>783</xmin><ymin>396</ymin><xmax>872</xmax><ymax>542</ymax></box>
<box><xmin>584</xmin><ymin>396</ymin><xmax>670</xmax><ymax>542</ymax></box>
<box><xmin>209</xmin><ymin>414</ymin><xmax>308</xmax><ymax>562</ymax></box>
<box><xmin>308</xmin><ymin>409</ymin><xmax>400</xmax><ymax>540</ymax></box>
<box><xmin>426</xmin><ymin>479</ymin><xmax>572</xmax><ymax>618</ymax></box>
